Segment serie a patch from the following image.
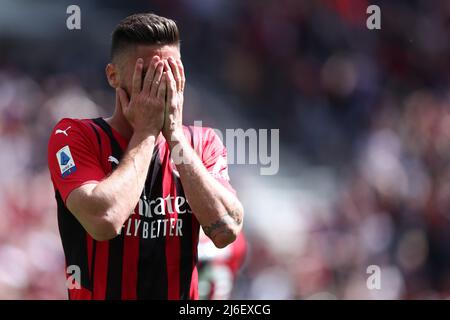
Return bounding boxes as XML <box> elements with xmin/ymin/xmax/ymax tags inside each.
<box><xmin>56</xmin><ymin>145</ymin><xmax>76</xmax><ymax>178</ymax></box>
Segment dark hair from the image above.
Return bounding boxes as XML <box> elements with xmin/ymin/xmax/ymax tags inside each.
<box><xmin>111</xmin><ymin>13</ymin><xmax>180</xmax><ymax>60</ymax></box>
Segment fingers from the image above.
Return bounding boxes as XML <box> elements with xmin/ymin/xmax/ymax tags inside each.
<box><xmin>165</xmin><ymin>60</ymin><xmax>177</xmax><ymax>102</ymax></box>
<box><xmin>117</xmin><ymin>87</ymin><xmax>130</xmax><ymax>114</ymax></box>
<box><xmin>130</xmin><ymin>57</ymin><xmax>181</xmax><ymax>103</ymax></box>
<box><xmin>176</xmin><ymin>59</ymin><xmax>185</xmax><ymax>92</ymax></box>
<box><xmin>150</xmin><ymin>61</ymin><xmax>165</xmax><ymax>97</ymax></box>
<box><xmin>142</xmin><ymin>56</ymin><xmax>160</xmax><ymax>94</ymax></box>
<box><xmin>157</xmin><ymin>71</ymin><xmax>167</xmax><ymax>101</ymax></box>
<box><xmin>168</xmin><ymin>57</ymin><xmax>182</xmax><ymax>92</ymax></box>
<box><xmin>131</xmin><ymin>58</ymin><xmax>144</xmax><ymax>96</ymax></box>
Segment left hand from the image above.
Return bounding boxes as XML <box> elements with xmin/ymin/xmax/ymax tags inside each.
<box><xmin>162</xmin><ymin>57</ymin><xmax>185</xmax><ymax>143</ymax></box>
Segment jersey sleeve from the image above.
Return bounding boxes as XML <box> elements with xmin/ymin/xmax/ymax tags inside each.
<box><xmin>201</xmin><ymin>128</ymin><xmax>236</xmax><ymax>195</ymax></box>
<box><xmin>47</xmin><ymin>118</ymin><xmax>106</xmax><ymax>204</ymax></box>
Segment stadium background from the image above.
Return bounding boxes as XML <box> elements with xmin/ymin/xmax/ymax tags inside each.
<box><xmin>1</xmin><ymin>0</ymin><xmax>450</xmax><ymax>299</ymax></box>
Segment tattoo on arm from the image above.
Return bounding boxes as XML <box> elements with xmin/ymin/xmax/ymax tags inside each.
<box><xmin>227</xmin><ymin>208</ymin><xmax>242</xmax><ymax>226</ymax></box>
<box><xmin>202</xmin><ymin>215</ymin><xmax>234</xmax><ymax>239</ymax></box>
<box><xmin>202</xmin><ymin>206</ymin><xmax>243</xmax><ymax>240</ymax></box>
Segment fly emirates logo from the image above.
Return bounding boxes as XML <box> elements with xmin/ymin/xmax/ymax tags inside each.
<box><xmin>118</xmin><ymin>195</ymin><xmax>192</xmax><ymax>240</ymax></box>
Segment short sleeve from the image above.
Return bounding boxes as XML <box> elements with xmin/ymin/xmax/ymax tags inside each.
<box><xmin>201</xmin><ymin>128</ymin><xmax>236</xmax><ymax>195</ymax></box>
<box><xmin>47</xmin><ymin>118</ymin><xmax>106</xmax><ymax>203</ymax></box>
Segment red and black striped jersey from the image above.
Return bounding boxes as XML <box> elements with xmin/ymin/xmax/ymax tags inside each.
<box><xmin>47</xmin><ymin>117</ymin><xmax>235</xmax><ymax>300</ymax></box>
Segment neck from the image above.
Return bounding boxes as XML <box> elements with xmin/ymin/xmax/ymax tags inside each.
<box><xmin>104</xmin><ymin>100</ymin><xmax>134</xmax><ymax>141</ymax></box>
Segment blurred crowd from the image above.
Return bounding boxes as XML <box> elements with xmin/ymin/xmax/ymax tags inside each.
<box><xmin>1</xmin><ymin>0</ymin><xmax>450</xmax><ymax>299</ymax></box>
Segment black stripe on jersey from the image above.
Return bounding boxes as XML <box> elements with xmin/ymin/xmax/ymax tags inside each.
<box><xmin>55</xmin><ymin>190</ymin><xmax>91</xmax><ymax>291</ymax></box>
<box><xmin>137</xmin><ymin>146</ymin><xmax>169</xmax><ymax>299</ymax></box>
<box><xmin>91</xmin><ymin>118</ymin><xmax>125</xmax><ymax>300</ymax></box>
<box><xmin>105</xmin><ymin>233</ymin><xmax>125</xmax><ymax>299</ymax></box>
<box><xmin>179</xmin><ymin>126</ymin><xmax>195</xmax><ymax>300</ymax></box>
<box><xmin>92</xmin><ymin>118</ymin><xmax>123</xmax><ymax>164</ymax></box>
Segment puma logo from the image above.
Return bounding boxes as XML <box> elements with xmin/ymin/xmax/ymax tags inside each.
<box><xmin>55</xmin><ymin>126</ymin><xmax>71</xmax><ymax>136</ymax></box>
<box><xmin>108</xmin><ymin>156</ymin><xmax>119</xmax><ymax>165</ymax></box>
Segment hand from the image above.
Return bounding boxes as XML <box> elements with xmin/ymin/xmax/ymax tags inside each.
<box><xmin>162</xmin><ymin>57</ymin><xmax>185</xmax><ymax>143</ymax></box>
<box><xmin>117</xmin><ymin>56</ymin><xmax>166</xmax><ymax>137</ymax></box>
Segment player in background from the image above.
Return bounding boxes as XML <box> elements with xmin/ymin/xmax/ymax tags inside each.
<box><xmin>198</xmin><ymin>230</ymin><xmax>247</xmax><ymax>300</ymax></box>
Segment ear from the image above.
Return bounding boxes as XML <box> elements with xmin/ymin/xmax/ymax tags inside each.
<box><xmin>106</xmin><ymin>63</ymin><xmax>120</xmax><ymax>88</ymax></box>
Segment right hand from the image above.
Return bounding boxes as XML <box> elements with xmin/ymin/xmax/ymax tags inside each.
<box><xmin>117</xmin><ymin>56</ymin><xmax>166</xmax><ymax>137</ymax></box>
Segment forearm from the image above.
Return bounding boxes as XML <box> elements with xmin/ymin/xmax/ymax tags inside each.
<box><xmin>67</xmin><ymin>57</ymin><xmax>167</xmax><ymax>241</ymax></box>
<box><xmin>90</xmin><ymin>132</ymin><xmax>156</xmax><ymax>229</ymax></box>
<box><xmin>169</xmin><ymin>134</ymin><xmax>243</xmax><ymax>248</ymax></box>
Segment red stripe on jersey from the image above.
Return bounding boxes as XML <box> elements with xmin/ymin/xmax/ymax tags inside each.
<box><xmin>69</xmin><ymin>284</ymin><xmax>92</xmax><ymax>300</ymax></box>
<box><xmin>190</xmin><ymin>215</ymin><xmax>200</xmax><ymax>299</ymax></box>
<box><xmin>93</xmin><ymin>241</ymin><xmax>109</xmax><ymax>300</ymax></box>
<box><xmin>190</xmin><ymin>265</ymin><xmax>199</xmax><ymax>299</ymax></box>
<box><xmin>163</xmin><ymin>146</ymin><xmax>180</xmax><ymax>300</ymax></box>
<box><xmin>121</xmin><ymin>213</ymin><xmax>140</xmax><ymax>300</ymax></box>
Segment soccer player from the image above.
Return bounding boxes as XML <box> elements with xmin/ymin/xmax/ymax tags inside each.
<box><xmin>198</xmin><ymin>230</ymin><xmax>247</xmax><ymax>300</ymax></box>
<box><xmin>47</xmin><ymin>13</ymin><xmax>244</xmax><ymax>300</ymax></box>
